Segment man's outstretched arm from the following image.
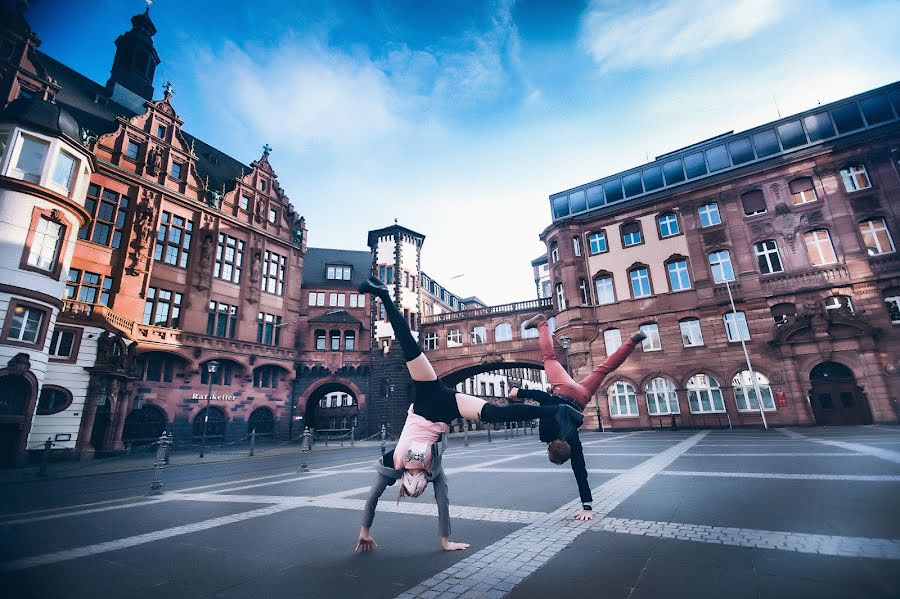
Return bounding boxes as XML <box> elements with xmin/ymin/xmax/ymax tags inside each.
<box><xmin>569</xmin><ymin>436</ymin><xmax>594</xmax><ymax>520</ymax></box>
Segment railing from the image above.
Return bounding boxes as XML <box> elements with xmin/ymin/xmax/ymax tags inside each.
<box><xmin>422</xmin><ymin>297</ymin><xmax>552</xmax><ymax>324</ymax></box>
<box><xmin>60</xmin><ymin>300</ymin><xmax>135</xmax><ymax>336</ymax></box>
<box><xmin>134</xmin><ymin>324</ymin><xmax>183</xmax><ymax>343</ymax></box>
<box><xmin>179</xmin><ymin>333</ymin><xmax>297</xmax><ymax>360</ymax></box>
<box><xmin>759</xmin><ymin>265</ymin><xmax>850</xmax><ymax>292</ymax></box>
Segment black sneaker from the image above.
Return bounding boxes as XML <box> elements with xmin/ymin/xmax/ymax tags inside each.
<box><xmin>522</xmin><ymin>313</ymin><xmax>546</xmax><ymax>330</ymax></box>
<box><xmin>555</xmin><ymin>404</ymin><xmax>584</xmax><ymax>441</ymax></box>
<box><xmin>359</xmin><ymin>276</ymin><xmax>389</xmax><ymax>297</ymax></box>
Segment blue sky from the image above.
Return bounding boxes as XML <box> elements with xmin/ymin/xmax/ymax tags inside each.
<box><xmin>28</xmin><ymin>0</ymin><xmax>900</xmax><ymax>304</ymax></box>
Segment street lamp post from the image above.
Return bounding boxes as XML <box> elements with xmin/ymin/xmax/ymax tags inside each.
<box><xmin>200</xmin><ymin>360</ymin><xmax>220</xmax><ymax>458</ymax></box>
<box><xmin>559</xmin><ymin>336</ymin><xmax>571</xmax><ymax>373</ymax></box>
<box><xmin>721</xmin><ymin>276</ymin><xmax>768</xmax><ymax>430</ymax></box>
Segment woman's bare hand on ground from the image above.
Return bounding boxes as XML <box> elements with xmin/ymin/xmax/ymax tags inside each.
<box><xmin>574</xmin><ymin>510</ymin><xmax>594</xmax><ymax>521</ymax></box>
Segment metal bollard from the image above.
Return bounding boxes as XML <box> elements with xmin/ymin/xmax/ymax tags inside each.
<box><xmin>505</xmin><ymin>422</ymin><xmax>509</xmax><ymax>440</ymax></box>
<box><xmin>300</xmin><ymin>427</ymin><xmax>311</xmax><ymax>472</ymax></box>
<box><xmin>463</xmin><ymin>420</ymin><xmax>469</xmax><ymax>447</ymax></box>
<box><xmin>380</xmin><ymin>424</ymin><xmax>387</xmax><ymax>456</ymax></box>
<box><xmin>163</xmin><ymin>432</ymin><xmax>171</xmax><ymax>464</ymax></box>
<box><xmin>351</xmin><ymin>426</ymin><xmax>356</xmax><ymax>447</ymax></box>
<box><xmin>487</xmin><ymin>427</ymin><xmax>492</xmax><ymax>442</ymax></box>
<box><xmin>149</xmin><ymin>432</ymin><xmax>169</xmax><ymax>495</ymax></box>
<box><xmin>249</xmin><ymin>429</ymin><xmax>256</xmax><ymax>457</ymax></box>
<box><xmin>39</xmin><ymin>437</ymin><xmax>51</xmax><ymax>476</ymax></box>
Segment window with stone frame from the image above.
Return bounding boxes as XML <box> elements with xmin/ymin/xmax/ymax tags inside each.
<box><xmin>594</xmin><ymin>274</ymin><xmax>615</xmax><ymax>305</ymax></box>
<box><xmin>153</xmin><ymin>211</ymin><xmax>192</xmax><ymax>268</ymax></box>
<box><xmin>698</xmin><ymin>202</ymin><xmax>722</xmax><ymax>228</ymax></box>
<box><xmin>214</xmin><ymin>234</ymin><xmax>244</xmax><ymax>283</ymax></box>
<box><xmin>207</xmin><ymin>301</ymin><xmax>237</xmax><ymax>338</ymax></box>
<box><xmin>447</xmin><ymin>329</ymin><xmax>463</xmax><ymax>347</ymax></box>
<box><xmin>733</xmin><ymin>370</ymin><xmax>775</xmax><ymax>411</ymax></box>
<box><xmin>621</xmin><ymin>221</ymin><xmax>643</xmax><ymax>247</ymax></box>
<box><xmin>555</xmin><ymin>282</ymin><xmax>566</xmax><ymax>310</ymax></box>
<box><xmin>740</xmin><ymin>190</ymin><xmax>767</xmax><ymax>216</ymax></box>
<box><xmin>2</xmin><ymin>301</ymin><xmax>48</xmax><ymax>346</ymax></box>
<box><xmin>657</xmin><ymin>212</ymin><xmax>681</xmax><ymax>238</ymax></box>
<box><xmin>65</xmin><ymin>269</ymin><xmax>113</xmax><ymax>309</ymax></box>
<box><xmin>423</xmin><ymin>332</ymin><xmax>439</xmax><ymax>351</ymax></box>
<box><xmin>603</xmin><ymin>328</ymin><xmax>622</xmax><ymax>354</ymax></box>
<box><xmin>495</xmin><ymin>322</ymin><xmax>513</xmax><ymax>342</ymax></box>
<box><xmin>723</xmin><ymin>311</ymin><xmax>751</xmax><ymax>342</ymax></box>
<box><xmin>679</xmin><ymin>318</ymin><xmax>703</xmax><ymax>347</ymax></box>
<box><xmin>578</xmin><ymin>278</ymin><xmax>590</xmax><ymax>304</ymax></box>
<box><xmin>753</xmin><ymin>239</ymin><xmax>784</xmax><ymax>274</ymax></box>
<box><xmin>471</xmin><ymin>326</ymin><xmax>487</xmax><ymax>345</ymax></box>
<box><xmin>79</xmin><ymin>184</ymin><xmax>130</xmax><ymax>249</ymax></box>
<box><xmin>858</xmin><ymin>218</ymin><xmax>895</xmax><ymax>256</ymax></box>
<box><xmin>771</xmin><ymin>303</ymin><xmax>797</xmax><ymax>326</ymax></box>
<box><xmin>257</xmin><ymin>312</ymin><xmax>282</xmax><ymax>345</ymax></box>
<box><xmin>804</xmin><ymin>229</ymin><xmax>837</xmax><ymax>266</ymax></box>
<box><xmin>884</xmin><ymin>295</ymin><xmax>900</xmax><ymax>324</ymax></box>
<box><xmin>608</xmin><ymin>381</ymin><xmax>639</xmax><ymax>417</ymax></box>
<box><xmin>344</xmin><ymin>331</ymin><xmax>355</xmax><ymax>351</ymax></box>
<box><xmin>23</xmin><ymin>212</ymin><xmax>64</xmax><ymax>274</ymax></box>
<box><xmin>639</xmin><ymin>323</ymin><xmax>661</xmax><ymax>351</ymax></box>
<box><xmin>262</xmin><ymin>250</ymin><xmax>286</xmax><ymax>295</ymax></box>
<box><xmin>708</xmin><ymin>250</ymin><xmax>735</xmax><ymax>282</ymax></box>
<box><xmin>646</xmin><ymin>378</ymin><xmax>680</xmax><ymax>415</ymax></box>
<box><xmin>840</xmin><ymin>164</ymin><xmax>871</xmax><ymax>192</ymax></box>
<box><xmin>789</xmin><ymin>177</ymin><xmax>817</xmax><ymax>205</ymax></box>
<box><xmin>142</xmin><ymin>287</ymin><xmax>182</xmax><ymax>328</ymax></box>
<box><xmin>329</xmin><ymin>330</ymin><xmax>341</xmax><ymax>351</ymax></box>
<box><xmin>666</xmin><ymin>258</ymin><xmax>691</xmax><ymax>291</ymax></box>
<box><xmin>49</xmin><ymin>326</ymin><xmax>80</xmax><ymax>360</ymax></box>
<box><xmin>687</xmin><ymin>374</ymin><xmax>725</xmax><ymax>413</ymax></box>
<box><xmin>550</xmin><ymin>241</ymin><xmax>559</xmax><ymax>263</ymax></box>
<box><xmin>588</xmin><ymin>231</ymin><xmax>608</xmax><ymax>254</ymax></box>
<box><xmin>629</xmin><ymin>266</ymin><xmax>652</xmax><ymax>298</ymax></box>
<box><xmin>572</xmin><ymin>236</ymin><xmax>582</xmax><ymax>257</ymax></box>
<box><xmin>315</xmin><ymin>330</ymin><xmax>326</xmax><ymax>350</ymax></box>
<box><xmin>253</xmin><ymin>365</ymin><xmax>280</xmax><ymax>388</ymax></box>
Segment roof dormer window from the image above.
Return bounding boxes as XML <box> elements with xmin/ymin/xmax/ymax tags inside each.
<box><xmin>327</xmin><ymin>265</ymin><xmax>352</xmax><ymax>280</ymax></box>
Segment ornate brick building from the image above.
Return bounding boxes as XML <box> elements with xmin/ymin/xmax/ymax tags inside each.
<box><xmin>541</xmin><ymin>82</ymin><xmax>900</xmax><ymax>430</ymax></box>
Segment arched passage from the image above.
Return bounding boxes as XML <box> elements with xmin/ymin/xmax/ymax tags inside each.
<box><xmin>192</xmin><ymin>405</ymin><xmax>228</xmax><ymax>440</ymax></box>
<box><xmin>809</xmin><ymin>362</ymin><xmax>872</xmax><ymax>426</ymax></box>
<box><xmin>303</xmin><ymin>381</ymin><xmax>360</xmax><ymax>431</ymax></box>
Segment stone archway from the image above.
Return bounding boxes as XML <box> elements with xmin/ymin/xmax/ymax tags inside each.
<box><xmin>809</xmin><ymin>362</ymin><xmax>872</xmax><ymax>426</ymax></box>
<box><xmin>303</xmin><ymin>382</ymin><xmax>360</xmax><ymax>432</ymax></box>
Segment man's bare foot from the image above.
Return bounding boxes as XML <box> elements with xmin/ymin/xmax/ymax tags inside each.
<box><xmin>442</xmin><ymin>541</ymin><xmax>471</xmax><ymax>551</ymax></box>
<box><xmin>522</xmin><ymin>313</ymin><xmax>546</xmax><ymax>330</ymax></box>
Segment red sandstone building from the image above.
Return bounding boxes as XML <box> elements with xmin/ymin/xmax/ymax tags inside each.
<box><xmin>540</xmin><ymin>82</ymin><xmax>900</xmax><ymax>430</ymax></box>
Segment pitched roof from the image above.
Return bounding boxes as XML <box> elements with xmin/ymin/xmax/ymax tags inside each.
<box><xmin>302</xmin><ymin>247</ymin><xmax>371</xmax><ymax>288</ymax></box>
<box><xmin>308</xmin><ymin>310</ymin><xmax>363</xmax><ymax>325</ymax></box>
<box><xmin>37</xmin><ymin>51</ymin><xmax>252</xmax><ymax>194</ymax></box>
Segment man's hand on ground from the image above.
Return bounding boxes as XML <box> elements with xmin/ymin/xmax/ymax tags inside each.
<box><xmin>574</xmin><ymin>510</ymin><xmax>594</xmax><ymax>521</ymax></box>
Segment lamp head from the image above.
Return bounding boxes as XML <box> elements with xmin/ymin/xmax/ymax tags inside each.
<box><xmin>207</xmin><ymin>360</ymin><xmax>220</xmax><ymax>374</ymax></box>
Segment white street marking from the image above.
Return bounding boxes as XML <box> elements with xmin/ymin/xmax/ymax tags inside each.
<box><xmin>780</xmin><ymin>429</ymin><xmax>900</xmax><ymax>463</ymax></box>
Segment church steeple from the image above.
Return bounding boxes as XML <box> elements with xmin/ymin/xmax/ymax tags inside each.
<box><xmin>106</xmin><ymin>5</ymin><xmax>160</xmax><ymax>100</ymax></box>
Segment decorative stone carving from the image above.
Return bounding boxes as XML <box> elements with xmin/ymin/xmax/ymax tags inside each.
<box><xmin>146</xmin><ymin>146</ymin><xmax>162</xmax><ymax>175</ymax></box>
<box><xmin>6</xmin><ymin>353</ymin><xmax>31</xmax><ymax>374</ymax></box>
<box><xmin>127</xmin><ymin>189</ymin><xmax>158</xmax><ymax>273</ymax></box>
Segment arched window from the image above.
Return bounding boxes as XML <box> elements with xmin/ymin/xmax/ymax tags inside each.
<box><xmin>447</xmin><ymin>329</ymin><xmax>463</xmax><ymax>347</ymax></box>
<box><xmin>193</xmin><ymin>406</ymin><xmax>226</xmax><ymax>439</ymax></box>
<box><xmin>687</xmin><ymin>374</ymin><xmax>725</xmax><ymax>413</ymax></box>
<box><xmin>666</xmin><ymin>257</ymin><xmax>691</xmax><ymax>291</ymax></box>
<box><xmin>740</xmin><ymin>190</ymin><xmax>767</xmax><ymax>216</ymax></box>
<box><xmin>555</xmin><ymin>283</ymin><xmax>566</xmax><ymax>311</ymax></box>
<box><xmin>200</xmin><ymin>360</ymin><xmax>235</xmax><ymax>385</ymax></box>
<box><xmin>36</xmin><ymin>386</ymin><xmax>72</xmax><ymax>415</ymax></box>
<box><xmin>657</xmin><ymin>213</ymin><xmax>680</xmax><ymax>238</ymax></box>
<box><xmin>471</xmin><ymin>326</ymin><xmax>487</xmax><ymax>344</ymax></box>
<box><xmin>344</xmin><ymin>331</ymin><xmax>355</xmax><ymax>351</ymax></box>
<box><xmin>645</xmin><ymin>378</ymin><xmax>679</xmax><ymax>415</ymax></box>
<box><xmin>578</xmin><ymin>278</ymin><xmax>589</xmax><ymax>305</ymax></box>
<box><xmin>247</xmin><ymin>407</ymin><xmax>275</xmax><ymax>436</ymax></box>
<box><xmin>733</xmin><ymin>371</ymin><xmax>775</xmax><ymax>411</ymax></box>
<box><xmin>141</xmin><ymin>353</ymin><xmax>179</xmax><ymax>382</ymax></box>
<box><xmin>253</xmin><ymin>365</ymin><xmax>281</xmax><ymax>388</ymax></box>
<box><xmin>314</xmin><ymin>330</ymin><xmax>326</xmax><ymax>351</ymax></box>
<box><xmin>495</xmin><ymin>322</ymin><xmax>512</xmax><ymax>342</ymax></box>
<box><xmin>608</xmin><ymin>381</ymin><xmax>639</xmax><ymax>417</ymax></box>
<box><xmin>572</xmin><ymin>236</ymin><xmax>581</xmax><ymax>257</ymax></box>
<box><xmin>789</xmin><ymin>178</ymin><xmax>817</xmax><ymax>205</ymax></box>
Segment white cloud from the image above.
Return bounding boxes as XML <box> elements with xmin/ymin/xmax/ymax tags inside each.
<box><xmin>192</xmin><ymin>38</ymin><xmax>397</xmax><ymax>151</ymax></box>
<box><xmin>579</xmin><ymin>0</ymin><xmax>786</xmax><ymax>71</ymax></box>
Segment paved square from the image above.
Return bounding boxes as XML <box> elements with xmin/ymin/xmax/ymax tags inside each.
<box><xmin>1</xmin><ymin>427</ymin><xmax>898</xmax><ymax>598</ymax></box>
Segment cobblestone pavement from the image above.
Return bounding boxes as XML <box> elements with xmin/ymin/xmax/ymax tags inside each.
<box><xmin>1</xmin><ymin>426</ymin><xmax>898</xmax><ymax>598</ymax></box>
